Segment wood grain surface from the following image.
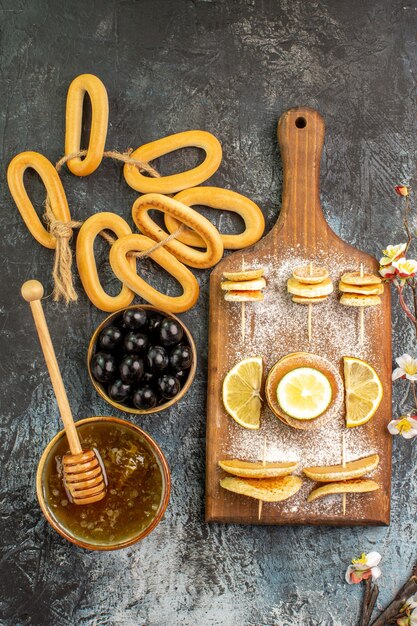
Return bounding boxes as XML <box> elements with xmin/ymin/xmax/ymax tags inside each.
<box><xmin>206</xmin><ymin>107</ymin><xmax>392</xmax><ymax>525</ymax></box>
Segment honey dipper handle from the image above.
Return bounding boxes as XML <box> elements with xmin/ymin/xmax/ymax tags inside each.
<box><xmin>21</xmin><ymin>280</ymin><xmax>82</xmax><ymax>454</ymax></box>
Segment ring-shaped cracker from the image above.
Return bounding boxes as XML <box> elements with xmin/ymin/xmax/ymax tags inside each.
<box><xmin>65</xmin><ymin>74</ymin><xmax>109</xmax><ymax>176</ymax></box>
<box><xmin>109</xmin><ymin>234</ymin><xmax>199</xmax><ymax>313</ymax></box>
<box><xmin>7</xmin><ymin>151</ymin><xmax>71</xmax><ymax>249</ymax></box>
<box><xmin>132</xmin><ymin>193</ymin><xmax>224</xmax><ymax>269</ymax></box>
<box><xmin>76</xmin><ymin>212</ymin><xmax>135</xmax><ymax>312</ymax></box>
<box><xmin>124</xmin><ymin>130</ymin><xmax>222</xmax><ymax>194</ymax></box>
<box><xmin>164</xmin><ymin>187</ymin><xmax>265</xmax><ymax>250</ymax></box>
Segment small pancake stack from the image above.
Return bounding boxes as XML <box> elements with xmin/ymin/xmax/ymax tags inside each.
<box><xmin>339</xmin><ymin>268</ymin><xmax>383</xmax><ymax>345</ymax></box>
<box><xmin>221</xmin><ymin>268</ymin><xmax>266</xmax><ymax>302</ymax></box>
<box><xmin>339</xmin><ymin>270</ymin><xmax>383</xmax><ymax>307</ymax></box>
<box><xmin>287</xmin><ymin>264</ymin><xmax>333</xmax><ymax>341</ymax></box>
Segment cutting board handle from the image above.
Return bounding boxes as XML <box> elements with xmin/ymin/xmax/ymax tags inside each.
<box><xmin>276</xmin><ymin>106</ymin><xmax>328</xmax><ymax>246</ymax></box>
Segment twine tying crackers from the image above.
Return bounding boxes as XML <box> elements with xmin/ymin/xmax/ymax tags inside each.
<box><xmin>43</xmin><ymin>149</ymin><xmax>184</xmax><ymax>303</ymax></box>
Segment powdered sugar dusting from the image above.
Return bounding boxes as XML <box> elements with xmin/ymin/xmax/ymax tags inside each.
<box><xmin>210</xmin><ymin>245</ymin><xmax>388</xmax><ymax>523</ymax></box>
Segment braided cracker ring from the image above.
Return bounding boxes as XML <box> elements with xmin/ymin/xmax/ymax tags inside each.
<box><xmin>76</xmin><ymin>212</ymin><xmax>135</xmax><ymax>312</ymax></box>
<box><xmin>164</xmin><ymin>187</ymin><xmax>265</xmax><ymax>250</ymax></box>
<box><xmin>132</xmin><ymin>193</ymin><xmax>224</xmax><ymax>269</ymax></box>
<box><xmin>7</xmin><ymin>151</ymin><xmax>71</xmax><ymax>249</ymax></box>
<box><xmin>109</xmin><ymin>234</ymin><xmax>199</xmax><ymax>313</ymax></box>
<box><xmin>124</xmin><ymin>130</ymin><xmax>222</xmax><ymax>194</ymax></box>
<box><xmin>65</xmin><ymin>74</ymin><xmax>109</xmax><ymax>176</ymax></box>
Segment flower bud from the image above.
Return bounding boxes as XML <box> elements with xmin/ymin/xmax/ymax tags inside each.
<box><xmin>394</xmin><ymin>185</ymin><xmax>410</xmax><ymax>197</ymax></box>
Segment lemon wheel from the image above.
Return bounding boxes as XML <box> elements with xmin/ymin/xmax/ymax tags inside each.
<box><xmin>343</xmin><ymin>357</ymin><xmax>383</xmax><ymax>427</ymax></box>
<box><xmin>276</xmin><ymin>367</ymin><xmax>332</xmax><ymax>420</ymax></box>
<box><xmin>222</xmin><ymin>357</ymin><xmax>263</xmax><ymax>429</ymax></box>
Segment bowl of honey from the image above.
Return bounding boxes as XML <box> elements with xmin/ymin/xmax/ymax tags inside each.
<box><xmin>37</xmin><ymin>416</ymin><xmax>171</xmax><ymax>550</ymax></box>
<box><xmin>87</xmin><ymin>305</ymin><xmax>197</xmax><ymax>414</ymax></box>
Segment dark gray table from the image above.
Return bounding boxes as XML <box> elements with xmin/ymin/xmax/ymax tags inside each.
<box><xmin>1</xmin><ymin>1</ymin><xmax>415</xmax><ymax>624</ymax></box>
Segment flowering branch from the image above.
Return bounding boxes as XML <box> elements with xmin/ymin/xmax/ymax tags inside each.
<box><xmin>396</xmin><ymin>282</ymin><xmax>417</xmax><ymax>328</ymax></box>
<box><xmin>370</xmin><ymin>561</ymin><xmax>417</xmax><ymax>626</ymax></box>
<box><xmin>402</xmin><ymin>191</ymin><xmax>413</xmax><ymax>255</ymax></box>
<box><xmin>345</xmin><ymin>553</ymin><xmax>417</xmax><ymax>625</ymax></box>
<box><xmin>345</xmin><ymin>552</ymin><xmax>382</xmax><ymax>625</ymax></box>
<box><xmin>388</xmin><ymin>354</ymin><xmax>417</xmax><ymax>438</ymax></box>
<box><xmin>380</xmin><ymin>186</ymin><xmax>417</xmax><ymax>338</ymax></box>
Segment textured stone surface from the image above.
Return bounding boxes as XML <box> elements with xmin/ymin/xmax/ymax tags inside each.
<box><xmin>0</xmin><ymin>1</ymin><xmax>416</xmax><ymax>624</ymax></box>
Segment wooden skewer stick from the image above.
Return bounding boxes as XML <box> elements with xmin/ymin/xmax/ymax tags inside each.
<box><xmin>308</xmin><ymin>262</ymin><xmax>313</xmax><ymax>343</ymax></box>
<box><xmin>258</xmin><ymin>436</ymin><xmax>267</xmax><ymax>520</ymax></box>
<box><xmin>241</xmin><ymin>257</ymin><xmax>246</xmax><ymax>342</ymax></box>
<box><xmin>342</xmin><ymin>432</ymin><xmax>346</xmax><ymax>515</ymax></box>
<box><xmin>21</xmin><ymin>280</ymin><xmax>107</xmax><ymax>506</ymax></box>
<box><xmin>359</xmin><ymin>263</ymin><xmax>364</xmax><ymax>347</ymax></box>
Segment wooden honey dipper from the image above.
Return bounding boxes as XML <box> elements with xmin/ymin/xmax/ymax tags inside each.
<box><xmin>21</xmin><ymin>280</ymin><xmax>107</xmax><ymax>505</ymax></box>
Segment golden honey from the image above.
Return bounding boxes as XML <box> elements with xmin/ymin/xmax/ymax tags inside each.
<box><xmin>38</xmin><ymin>418</ymin><xmax>170</xmax><ymax>549</ymax></box>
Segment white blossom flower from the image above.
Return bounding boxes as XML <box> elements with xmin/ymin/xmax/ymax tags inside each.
<box><xmin>392</xmin><ymin>354</ymin><xmax>417</xmax><ymax>381</ymax></box>
<box><xmin>388</xmin><ymin>415</ymin><xmax>417</xmax><ymax>439</ymax></box>
<box><xmin>392</xmin><ymin>258</ymin><xmax>417</xmax><ymax>278</ymax></box>
<box><xmin>398</xmin><ymin>597</ymin><xmax>417</xmax><ymax>625</ymax></box>
<box><xmin>345</xmin><ymin>551</ymin><xmax>382</xmax><ymax>585</ymax></box>
<box><xmin>404</xmin><ymin>594</ymin><xmax>417</xmax><ymax>611</ymax></box>
<box><xmin>380</xmin><ymin>243</ymin><xmax>407</xmax><ymax>266</ymax></box>
<box><xmin>379</xmin><ymin>265</ymin><xmax>397</xmax><ymax>279</ymax></box>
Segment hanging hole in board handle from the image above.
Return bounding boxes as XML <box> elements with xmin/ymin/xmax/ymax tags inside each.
<box><xmin>295</xmin><ymin>117</ymin><xmax>307</xmax><ymax>129</ymax></box>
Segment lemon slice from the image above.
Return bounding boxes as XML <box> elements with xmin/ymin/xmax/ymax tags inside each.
<box><xmin>222</xmin><ymin>357</ymin><xmax>263</xmax><ymax>429</ymax></box>
<box><xmin>344</xmin><ymin>357</ymin><xmax>383</xmax><ymax>427</ymax></box>
<box><xmin>307</xmin><ymin>479</ymin><xmax>379</xmax><ymax>503</ymax></box>
<box><xmin>219</xmin><ymin>459</ymin><xmax>298</xmax><ymax>477</ymax></box>
<box><xmin>220</xmin><ymin>475</ymin><xmax>303</xmax><ymax>502</ymax></box>
<box><xmin>276</xmin><ymin>367</ymin><xmax>332</xmax><ymax>420</ymax></box>
<box><xmin>303</xmin><ymin>454</ymin><xmax>379</xmax><ymax>482</ymax></box>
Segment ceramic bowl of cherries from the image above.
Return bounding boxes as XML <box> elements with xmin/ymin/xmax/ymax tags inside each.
<box><xmin>88</xmin><ymin>305</ymin><xmax>196</xmax><ymax>414</ymax></box>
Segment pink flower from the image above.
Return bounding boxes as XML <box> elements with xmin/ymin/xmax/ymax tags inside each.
<box><xmin>395</xmin><ymin>185</ymin><xmax>411</xmax><ymax>197</ymax></box>
<box><xmin>345</xmin><ymin>552</ymin><xmax>382</xmax><ymax>585</ymax></box>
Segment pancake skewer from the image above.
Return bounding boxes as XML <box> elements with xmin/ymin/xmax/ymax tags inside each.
<box><xmin>221</xmin><ymin>267</ymin><xmax>266</xmax><ymax>338</ymax></box>
<box><xmin>339</xmin><ymin>267</ymin><xmax>383</xmax><ymax>344</ymax></box>
<box><xmin>342</xmin><ymin>432</ymin><xmax>347</xmax><ymax>515</ymax></box>
<box><xmin>307</xmin><ymin>262</ymin><xmax>313</xmax><ymax>342</ymax></box>
<box><xmin>288</xmin><ymin>264</ymin><xmax>333</xmax><ymax>342</ymax></box>
<box><xmin>241</xmin><ymin>258</ymin><xmax>246</xmax><ymax>341</ymax></box>
<box><xmin>359</xmin><ymin>264</ymin><xmax>365</xmax><ymax>346</ymax></box>
<box><xmin>258</xmin><ymin>436</ymin><xmax>267</xmax><ymax>520</ymax></box>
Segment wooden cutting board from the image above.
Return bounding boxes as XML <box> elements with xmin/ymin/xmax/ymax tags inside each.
<box><xmin>206</xmin><ymin>107</ymin><xmax>392</xmax><ymax>526</ymax></box>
